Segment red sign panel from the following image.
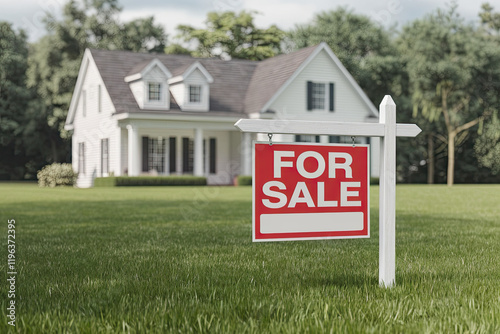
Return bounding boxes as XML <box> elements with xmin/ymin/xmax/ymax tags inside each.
<box><xmin>253</xmin><ymin>142</ymin><xmax>370</xmax><ymax>242</ymax></box>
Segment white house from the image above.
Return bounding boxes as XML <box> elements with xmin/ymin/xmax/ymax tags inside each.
<box><xmin>64</xmin><ymin>42</ymin><xmax>380</xmax><ymax>187</ymax></box>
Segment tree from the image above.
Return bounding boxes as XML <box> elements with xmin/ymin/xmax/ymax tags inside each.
<box><xmin>398</xmin><ymin>5</ymin><xmax>500</xmax><ymax>186</ymax></box>
<box><xmin>176</xmin><ymin>11</ymin><xmax>284</xmax><ymax>60</ymax></box>
<box><xmin>27</xmin><ymin>0</ymin><xmax>167</xmax><ymax>162</ymax></box>
<box><xmin>0</xmin><ymin>22</ymin><xmax>42</xmax><ymax>179</ymax></box>
<box><xmin>288</xmin><ymin>7</ymin><xmax>400</xmax><ymax>104</ymax></box>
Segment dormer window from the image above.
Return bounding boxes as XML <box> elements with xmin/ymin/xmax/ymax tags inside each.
<box><xmin>148</xmin><ymin>82</ymin><xmax>162</xmax><ymax>102</ymax></box>
<box><xmin>125</xmin><ymin>59</ymin><xmax>172</xmax><ymax>110</ymax></box>
<box><xmin>189</xmin><ymin>85</ymin><xmax>202</xmax><ymax>103</ymax></box>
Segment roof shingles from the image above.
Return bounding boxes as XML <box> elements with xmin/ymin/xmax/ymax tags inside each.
<box><xmin>88</xmin><ymin>46</ymin><xmax>319</xmax><ymax>116</ymax></box>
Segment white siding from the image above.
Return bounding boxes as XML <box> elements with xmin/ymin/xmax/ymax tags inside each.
<box><xmin>129</xmin><ymin>64</ymin><xmax>170</xmax><ymax>110</ymax></box>
<box><xmin>129</xmin><ymin>80</ymin><xmax>144</xmax><ymax>109</ymax></box>
<box><xmin>169</xmin><ymin>82</ymin><xmax>185</xmax><ymax>107</ymax></box>
<box><xmin>72</xmin><ymin>57</ymin><xmax>119</xmax><ymax>187</ymax></box>
<box><xmin>266</xmin><ymin>49</ymin><xmax>380</xmax><ymax>177</ymax></box>
<box><xmin>269</xmin><ymin>49</ymin><xmax>374</xmax><ymax>122</ymax></box>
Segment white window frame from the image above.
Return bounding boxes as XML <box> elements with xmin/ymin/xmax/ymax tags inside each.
<box><xmin>189</xmin><ymin>84</ymin><xmax>202</xmax><ymax>103</ymax></box>
<box><xmin>147</xmin><ymin>82</ymin><xmax>163</xmax><ymax>102</ymax></box>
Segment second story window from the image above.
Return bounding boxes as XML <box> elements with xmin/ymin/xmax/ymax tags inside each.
<box><xmin>148</xmin><ymin>82</ymin><xmax>162</xmax><ymax>101</ymax></box>
<box><xmin>311</xmin><ymin>83</ymin><xmax>325</xmax><ymax>110</ymax></box>
<box><xmin>189</xmin><ymin>85</ymin><xmax>202</xmax><ymax>103</ymax></box>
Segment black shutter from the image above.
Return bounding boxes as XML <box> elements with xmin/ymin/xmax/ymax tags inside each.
<box><xmin>182</xmin><ymin>137</ymin><xmax>189</xmax><ymax>173</ymax></box>
<box><xmin>315</xmin><ymin>136</ymin><xmax>320</xmax><ymax>143</ymax></box>
<box><xmin>142</xmin><ymin>137</ymin><xmax>149</xmax><ymax>172</ymax></box>
<box><xmin>169</xmin><ymin>137</ymin><xmax>176</xmax><ymax>173</ymax></box>
<box><xmin>209</xmin><ymin>138</ymin><xmax>216</xmax><ymax>174</ymax></box>
<box><xmin>307</xmin><ymin>81</ymin><xmax>313</xmax><ymax>111</ymax></box>
<box><xmin>329</xmin><ymin>83</ymin><xmax>334</xmax><ymax>111</ymax></box>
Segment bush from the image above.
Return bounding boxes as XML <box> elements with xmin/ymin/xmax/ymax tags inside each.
<box><xmin>370</xmin><ymin>177</ymin><xmax>379</xmax><ymax>185</ymax></box>
<box><xmin>236</xmin><ymin>175</ymin><xmax>252</xmax><ymax>186</ymax></box>
<box><xmin>94</xmin><ymin>176</ymin><xmax>207</xmax><ymax>187</ymax></box>
<box><xmin>37</xmin><ymin>163</ymin><xmax>77</xmax><ymax>187</ymax></box>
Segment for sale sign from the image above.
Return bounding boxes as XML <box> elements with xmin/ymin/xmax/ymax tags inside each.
<box><xmin>253</xmin><ymin>142</ymin><xmax>370</xmax><ymax>242</ymax></box>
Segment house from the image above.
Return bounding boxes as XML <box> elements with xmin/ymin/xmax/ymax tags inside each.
<box><xmin>64</xmin><ymin>42</ymin><xmax>380</xmax><ymax>188</ymax></box>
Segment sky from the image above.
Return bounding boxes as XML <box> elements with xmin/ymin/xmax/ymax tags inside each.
<box><xmin>0</xmin><ymin>0</ymin><xmax>487</xmax><ymax>43</ymax></box>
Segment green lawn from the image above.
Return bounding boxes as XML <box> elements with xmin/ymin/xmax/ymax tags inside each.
<box><xmin>1</xmin><ymin>183</ymin><xmax>499</xmax><ymax>333</ymax></box>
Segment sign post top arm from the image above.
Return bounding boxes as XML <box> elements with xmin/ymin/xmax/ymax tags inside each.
<box><xmin>234</xmin><ymin>119</ymin><xmax>420</xmax><ymax>138</ymax></box>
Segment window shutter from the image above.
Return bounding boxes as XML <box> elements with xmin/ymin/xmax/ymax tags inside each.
<box><xmin>142</xmin><ymin>137</ymin><xmax>149</xmax><ymax>172</ymax></box>
<box><xmin>182</xmin><ymin>137</ymin><xmax>189</xmax><ymax>173</ymax></box>
<box><xmin>169</xmin><ymin>137</ymin><xmax>176</xmax><ymax>173</ymax></box>
<box><xmin>315</xmin><ymin>136</ymin><xmax>320</xmax><ymax>143</ymax></box>
<box><xmin>209</xmin><ymin>138</ymin><xmax>216</xmax><ymax>174</ymax></box>
<box><xmin>307</xmin><ymin>81</ymin><xmax>313</xmax><ymax>111</ymax></box>
<box><xmin>329</xmin><ymin>83</ymin><xmax>334</xmax><ymax>111</ymax></box>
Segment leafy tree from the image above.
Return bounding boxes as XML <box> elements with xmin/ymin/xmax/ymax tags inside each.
<box><xmin>176</xmin><ymin>11</ymin><xmax>284</xmax><ymax>60</ymax></box>
<box><xmin>28</xmin><ymin>0</ymin><xmax>167</xmax><ymax>162</ymax></box>
<box><xmin>398</xmin><ymin>5</ymin><xmax>500</xmax><ymax>185</ymax></box>
<box><xmin>0</xmin><ymin>22</ymin><xmax>44</xmax><ymax>179</ymax></box>
<box><xmin>287</xmin><ymin>7</ymin><xmax>400</xmax><ymax>104</ymax></box>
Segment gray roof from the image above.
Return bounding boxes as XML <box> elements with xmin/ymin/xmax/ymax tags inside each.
<box><xmin>244</xmin><ymin>45</ymin><xmax>317</xmax><ymax>114</ymax></box>
<box><xmin>89</xmin><ymin>46</ymin><xmax>318</xmax><ymax>115</ymax></box>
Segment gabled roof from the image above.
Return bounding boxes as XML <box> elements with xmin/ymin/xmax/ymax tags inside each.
<box><xmin>124</xmin><ymin>58</ymin><xmax>172</xmax><ymax>82</ymax></box>
<box><xmin>66</xmin><ymin>44</ymin><xmax>378</xmax><ymax>128</ymax></box>
<box><xmin>88</xmin><ymin>49</ymin><xmax>257</xmax><ymax>115</ymax></box>
<box><xmin>169</xmin><ymin>61</ymin><xmax>214</xmax><ymax>84</ymax></box>
<box><xmin>244</xmin><ymin>44</ymin><xmax>318</xmax><ymax>115</ymax></box>
<box><xmin>245</xmin><ymin>42</ymin><xmax>378</xmax><ymax>117</ymax></box>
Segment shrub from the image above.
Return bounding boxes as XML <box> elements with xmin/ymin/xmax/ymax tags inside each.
<box><xmin>236</xmin><ymin>175</ymin><xmax>252</xmax><ymax>186</ymax></box>
<box><xmin>94</xmin><ymin>176</ymin><xmax>207</xmax><ymax>187</ymax></box>
<box><xmin>37</xmin><ymin>163</ymin><xmax>77</xmax><ymax>187</ymax></box>
<box><xmin>370</xmin><ymin>177</ymin><xmax>379</xmax><ymax>185</ymax></box>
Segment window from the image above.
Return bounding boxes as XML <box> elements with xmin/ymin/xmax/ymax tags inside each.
<box><xmin>142</xmin><ymin>137</ymin><xmax>165</xmax><ymax>173</ymax></box>
<box><xmin>82</xmin><ymin>90</ymin><xmax>87</xmax><ymax>117</ymax></box>
<box><xmin>148</xmin><ymin>82</ymin><xmax>162</xmax><ymax>101</ymax></box>
<box><xmin>307</xmin><ymin>81</ymin><xmax>334</xmax><ymax>111</ymax></box>
<box><xmin>311</xmin><ymin>83</ymin><xmax>325</xmax><ymax>110</ymax></box>
<box><xmin>78</xmin><ymin>142</ymin><xmax>85</xmax><ymax>174</ymax></box>
<box><xmin>189</xmin><ymin>85</ymin><xmax>202</xmax><ymax>103</ymax></box>
<box><xmin>182</xmin><ymin>137</ymin><xmax>194</xmax><ymax>173</ymax></box>
<box><xmin>101</xmin><ymin>139</ymin><xmax>109</xmax><ymax>176</ymax></box>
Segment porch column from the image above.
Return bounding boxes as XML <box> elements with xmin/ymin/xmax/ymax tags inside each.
<box><xmin>127</xmin><ymin>124</ymin><xmax>141</xmax><ymax>176</ymax></box>
<box><xmin>241</xmin><ymin>132</ymin><xmax>252</xmax><ymax>175</ymax></box>
<box><xmin>194</xmin><ymin>128</ymin><xmax>204</xmax><ymax>176</ymax></box>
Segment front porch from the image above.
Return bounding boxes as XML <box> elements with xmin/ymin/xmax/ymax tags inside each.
<box><xmin>119</xmin><ymin>121</ymin><xmax>253</xmax><ymax>185</ymax></box>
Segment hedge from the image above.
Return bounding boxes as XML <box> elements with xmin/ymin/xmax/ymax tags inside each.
<box><xmin>94</xmin><ymin>176</ymin><xmax>207</xmax><ymax>187</ymax></box>
<box><xmin>236</xmin><ymin>175</ymin><xmax>252</xmax><ymax>186</ymax></box>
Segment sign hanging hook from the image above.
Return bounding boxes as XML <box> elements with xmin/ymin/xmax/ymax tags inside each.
<box><xmin>268</xmin><ymin>133</ymin><xmax>273</xmax><ymax>146</ymax></box>
<box><xmin>351</xmin><ymin>136</ymin><xmax>356</xmax><ymax>147</ymax></box>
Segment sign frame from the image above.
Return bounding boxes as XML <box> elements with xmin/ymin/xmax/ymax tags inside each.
<box><xmin>235</xmin><ymin>96</ymin><xmax>422</xmax><ymax>287</ymax></box>
<box><xmin>252</xmin><ymin>142</ymin><xmax>370</xmax><ymax>242</ymax></box>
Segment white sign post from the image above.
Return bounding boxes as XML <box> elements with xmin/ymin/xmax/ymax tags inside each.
<box><xmin>235</xmin><ymin>95</ymin><xmax>421</xmax><ymax>287</ymax></box>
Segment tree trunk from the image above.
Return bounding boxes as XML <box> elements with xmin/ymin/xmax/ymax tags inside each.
<box><xmin>427</xmin><ymin>134</ymin><xmax>434</xmax><ymax>184</ymax></box>
<box><xmin>447</xmin><ymin>132</ymin><xmax>455</xmax><ymax>186</ymax></box>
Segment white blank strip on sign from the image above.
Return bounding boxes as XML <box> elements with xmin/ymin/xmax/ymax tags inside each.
<box><xmin>260</xmin><ymin>212</ymin><xmax>364</xmax><ymax>234</ymax></box>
